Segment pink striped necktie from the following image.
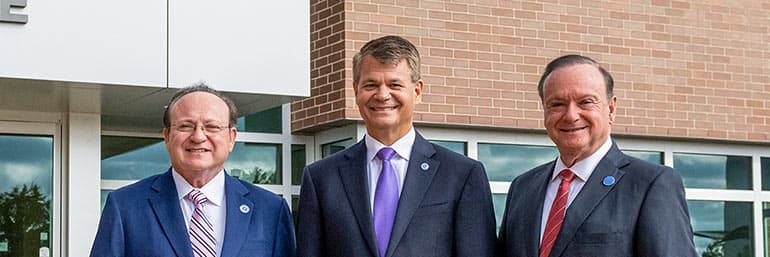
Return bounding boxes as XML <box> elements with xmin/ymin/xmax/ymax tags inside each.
<box><xmin>539</xmin><ymin>169</ymin><xmax>576</xmax><ymax>257</ymax></box>
<box><xmin>187</xmin><ymin>189</ymin><xmax>217</xmax><ymax>257</ymax></box>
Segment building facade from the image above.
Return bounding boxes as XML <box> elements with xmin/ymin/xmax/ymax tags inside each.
<box><xmin>0</xmin><ymin>0</ymin><xmax>769</xmax><ymax>257</ymax></box>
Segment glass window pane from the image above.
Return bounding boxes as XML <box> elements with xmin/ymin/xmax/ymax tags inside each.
<box><xmin>763</xmin><ymin>202</ymin><xmax>770</xmax><ymax>257</ymax></box>
<box><xmin>321</xmin><ymin>138</ymin><xmax>355</xmax><ymax>158</ymax></box>
<box><xmin>291</xmin><ymin>144</ymin><xmax>306</xmax><ymax>185</ymax></box>
<box><xmin>101</xmin><ymin>136</ymin><xmax>169</xmax><ymax>180</ymax></box>
<box><xmin>762</xmin><ymin>157</ymin><xmax>770</xmax><ymax>191</ymax></box>
<box><xmin>689</xmin><ymin>200</ymin><xmax>753</xmax><ymax>257</ymax></box>
<box><xmin>430</xmin><ymin>140</ymin><xmax>466</xmax><ymax>155</ymax></box>
<box><xmin>0</xmin><ymin>134</ymin><xmax>53</xmax><ymax>257</ymax></box>
<box><xmin>492</xmin><ymin>194</ymin><xmax>507</xmax><ymax>232</ymax></box>
<box><xmin>226</xmin><ymin>143</ymin><xmax>282</xmax><ymax>184</ymax></box>
<box><xmin>674</xmin><ymin>153</ymin><xmax>751</xmax><ymax>190</ymax></box>
<box><xmin>478</xmin><ymin>143</ymin><xmax>558</xmax><ymax>182</ymax></box>
<box><xmin>236</xmin><ymin>106</ymin><xmax>282</xmax><ymax>133</ymax></box>
<box><xmin>622</xmin><ymin>150</ymin><xmax>663</xmax><ymax>164</ymax></box>
<box><xmin>101</xmin><ymin>190</ymin><xmax>111</xmax><ymax>210</ymax></box>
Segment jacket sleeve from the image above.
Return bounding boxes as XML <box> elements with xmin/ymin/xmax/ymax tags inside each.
<box><xmin>454</xmin><ymin>161</ymin><xmax>497</xmax><ymax>257</ymax></box>
<box><xmin>635</xmin><ymin>167</ymin><xmax>698</xmax><ymax>257</ymax></box>
<box><xmin>296</xmin><ymin>167</ymin><xmax>324</xmax><ymax>257</ymax></box>
<box><xmin>272</xmin><ymin>200</ymin><xmax>297</xmax><ymax>257</ymax></box>
<box><xmin>89</xmin><ymin>193</ymin><xmax>125</xmax><ymax>257</ymax></box>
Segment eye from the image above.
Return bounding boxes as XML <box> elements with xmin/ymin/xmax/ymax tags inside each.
<box><xmin>204</xmin><ymin>124</ymin><xmax>226</xmax><ymax>133</ymax></box>
<box><xmin>175</xmin><ymin>123</ymin><xmax>195</xmax><ymax>132</ymax></box>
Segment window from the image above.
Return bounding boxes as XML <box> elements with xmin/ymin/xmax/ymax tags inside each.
<box><xmin>236</xmin><ymin>106</ymin><xmax>282</xmax><ymax>133</ymax></box>
<box><xmin>101</xmin><ymin>136</ymin><xmax>168</xmax><ymax>180</ymax></box>
<box><xmin>321</xmin><ymin>138</ymin><xmax>354</xmax><ymax>158</ymax></box>
<box><xmin>622</xmin><ymin>150</ymin><xmax>663</xmax><ymax>164</ymax></box>
<box><xmin>478</xmin><ymin>143</ymin><xmax>558</xmax><ymax>182</ymax></box>
<box><xmin>431</xmin><ymin>140</ymin><xmax>466</xmax><ymax>155</ymax></box>
<box><xmin>689</xmin><ymin>200</ymin><xmax>753</xmax><ymax>257</ymax></box>
<box><xmin>674</xmin><ymin>153</ymin><xmax>752</xmax><ymax>190</ymax></box>
<box><xmin>227</xmin><ymin>143</ymin><xmax>281</xmax><ymax>184</ymax></box>
<box><xmin>0</xmin><ymin>134</ymin><xmax>54</xmax><ymax>257</ymax></box>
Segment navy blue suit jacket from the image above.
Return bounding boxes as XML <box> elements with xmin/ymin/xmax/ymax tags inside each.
<box><xmin>90</xmin><ymin>169</ymin><xmax>296</xmax><ymax>257</ymax></box>
<box><xmin>297</xmin><ymin>133</ymin><xmax>496</xmax><ymax>257</ymax></box>
<box><xmin>497</xmin><ymin>142</ymin><xmax>697</xmax><ymax>257</ymax></box>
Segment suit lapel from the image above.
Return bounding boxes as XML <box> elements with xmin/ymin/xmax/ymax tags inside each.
<box><xmin>339</xmin><ymin>141</ymin><xmax>380</xmax><ymax>257</ymax></box>
<box><xmin>148</xmin><ymin>170</ymin><xmax>193</xmax><ymax>257</ymax></box>
<box><xmin>385</xmin><ymin>134</ymin><xmax>438</xmax><ymax>257</ymax></box>
<box><xmin>549</xmin><ymin>143</ymin><xmax>629</xmax><ymax>257</ymax></box>
<box><xmin>526</xmin><ymin>163</ymin><xmax>556</xmax><ymax>257</ymax></box>
<box><xmin>220</xmin><ymin>173</ymin><xmax>252</xmax><ymax>257</ymax></box>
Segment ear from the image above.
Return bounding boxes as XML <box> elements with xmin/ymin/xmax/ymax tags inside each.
<box><xmin>608</xmin><ymin>96</ymin><xmax>618</xmax><ymax>124</ymax></box>
<box><xmin>228</xmin><ymin>127</ymin><xmax>238</xmax><ymax>152</ymax></box>
<box><xmin>163</xmin><ymin>127</ymin><xmax>170</xmax><ymax>142</ymax></box>
<box><xmin>414</xmin><ymin>79</ymin><xmax>424</xmax><ymax>101</ymax></box>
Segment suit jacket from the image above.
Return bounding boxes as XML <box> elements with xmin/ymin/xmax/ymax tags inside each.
<box><xmin>297</xmin><ymin>132</ymin><xmax>496</xmax><ymax>257</ymax></box>
<box><xmin>90</xmin><ymin>169</ymin><xmax>296</xmax><ymax>257</ymax></box>
<box><xmin>497</xmin><ymin>142</ymin><xmax>697</xmax><ymax>257</ymax></box>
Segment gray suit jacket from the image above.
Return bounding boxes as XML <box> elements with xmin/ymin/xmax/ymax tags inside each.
<box><xmin>297</xmin><ymin>132</ymin><xmax>496</xmax><ymax>257</ymax></box>
<box><xmin>497</xmin><ymin>142</ymin><xmax>697</xmax><ymax>257</ymax></box>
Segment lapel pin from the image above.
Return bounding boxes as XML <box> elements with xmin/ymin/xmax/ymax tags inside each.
<box><xmin>602</xmin><ymin>176</ymin><xmax>616</xmax><ymax>187</ymax></box>
<box><xmin>420</xmin><ymin>162</ymin><xmax>430</xmax><ymax>171</ymax></box>
<box><xmin>240</xmin><ymin>204</ymin><xmax>250</xmax><ymax>214</ymax></box>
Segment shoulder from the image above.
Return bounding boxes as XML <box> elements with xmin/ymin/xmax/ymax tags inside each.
<box><xmin>618</xmin><ymin>152</ymin><xmax>673</xmax><ymax>182</ymax></box>
<box><xmin>429</xmin><ymin>142</ymin><xmax>481</xmax><ymax>167</ymax></box>
<box><xmin>230</xmin><ymin>176</ymin><xmax>285</xmax><ymax>207</ymax></box>
<box><xmin>108</xmin><ymin>172</ymin><xmax>165</xmax><ymax>199</ymax></box>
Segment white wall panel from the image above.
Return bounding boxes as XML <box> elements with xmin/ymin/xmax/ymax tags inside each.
<box><xmin>0</xmin><ymin>0</ymin><xmax>166</xmax><ymax>86</ymax></box>
<box><xmin>169</xmin><ymin>0</ymin><xmax>309</xmax><ymax>96</ymax></box>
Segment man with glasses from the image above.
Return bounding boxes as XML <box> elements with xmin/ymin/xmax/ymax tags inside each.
<box><xmin>90</xmin><ymin>84</ymin><xmax>296</xmax><ymax>257</ymax></box>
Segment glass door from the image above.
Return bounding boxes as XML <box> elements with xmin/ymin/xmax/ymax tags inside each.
<box><xmin>0</xmin><ymin>122</ymin><xmax>56</xmax><ymax>257</ymax></box>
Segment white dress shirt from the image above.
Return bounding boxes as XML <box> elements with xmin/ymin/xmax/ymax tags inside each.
<box><xmin>173</xmin><ymin>169</ymin><xmax>226</xmax><ymax>257</ymax></box>
<box><xmin>365</xmin><ymin>128</ymin><xmax>416</xmax><ymax>212</ymax></box>
<box><xmin>539</xmin><ymin>136</ymin><xmax>613</xmax><ymax>243</ymax></box>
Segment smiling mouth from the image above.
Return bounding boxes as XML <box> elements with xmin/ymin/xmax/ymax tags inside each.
<box><xmin>370</xmin><ymin>106</ymin><xmax>398</xmax><ymax>111</ymax></box>
<box><xmin>560</xmin><ymin>127</ymin><xmax>587</xmax><ymax>132</ymax></box>
<box><xmin>187</xmin><ymin>149</ymin><xmax>210</xmax><ymax>153</ymax></box>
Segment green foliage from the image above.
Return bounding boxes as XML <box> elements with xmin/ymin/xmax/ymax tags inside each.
<box><xmin>0</xmin><ymin>183</ymin><xmax>51</xmax><ymax>257</ymax></box>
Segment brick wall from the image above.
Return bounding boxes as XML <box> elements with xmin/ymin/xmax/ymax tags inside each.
<box><xmin>293</xmin><ymin>0</ymin><xmax>770</xmax><ymax>143</ymax></box>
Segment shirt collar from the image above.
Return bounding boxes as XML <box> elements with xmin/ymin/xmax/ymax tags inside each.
<box><xmin>552</xmin><ymin>136</ymin><xmax>613</xmax><ymax>182</ymax></box>
<box><xmin>364</xmin><ymin>128</ymin><xmax>416</xmax><ymax>162</ymax></box>
<box><xmin>172</xmin><ymin>168</ymin><xmax>226</xmax><ymax>207</ymax></box>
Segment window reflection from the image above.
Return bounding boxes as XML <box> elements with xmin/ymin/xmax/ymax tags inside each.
<box><xmin>430</xmin><ymin>140</ymin><xmax>466</xmax><ymax>155</ymax></box>
<box><xmin>236</xmin><ymin>106</ymin><xmax>282</xmax><ymax>134</ymax></box>
<box><xmin>492</xmin><ymin>194</ymin><xmax>506</xmax><ymax>232</ymax></box>
<box><xmin>321</xmin><ymin>138</ymin><xmax>354</xmax><ymax>158</ymax></box>
<box><xmin>478</xmin><ymin>143</ymin><xmax>558</xmax><ymax>182</ymax></box>
<box><xmin>674</xmin><ymin>153</ymin><xmax>752</xmax><ymax>190</ymax></box>
<box><xmin>622</xmin><ymin>150</ymin><xmax>663</xmax><ymax>164</ymax></box>
<box><xmin>762</xmin><ymin>158</ymin><xmax>770</xmax><ymax>191</ymax></box>
<box><xmin>226</xmin><ymin>143</ymin><xmax>281</xmax><ymax>184</ymax></box>
<box><xmin>0</xmin><ymin>134</ymin><xmax>53</xmax><ymax>257</ymax></box>
<box><xmin>689</xmin><ymin>200</ymin><xmax>753</xmax><ymax>257</ymax></box>
<box><xmin>101</xmin><ymin>136</ymin><xmax>169</xmax><ymax>180</ymax></box>
<box><xmin>291</xmin><ymin>145</ymin><xmax>306</xmax><ymax>186</ymax></box>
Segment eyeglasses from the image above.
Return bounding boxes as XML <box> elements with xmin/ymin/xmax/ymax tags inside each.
<box><xmin>170</xmin><ymin>123</ymin><xmax>230</xmax><ymax>134</ymax></box>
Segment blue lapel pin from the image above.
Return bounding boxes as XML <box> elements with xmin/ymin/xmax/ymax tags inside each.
<box><xmin>240</xmin><ymin>204</ymin><xmax>250</xmax><ymax>214</ymax></box>
<box><xmin>602</xmin><ymin>176</ymin><xmax>616</xmax><ymax>186</ymax></box>
<box><xmin>420</xmin><ymin>162</ymin><xmax>430</xmax><ymax>171</ymax></box>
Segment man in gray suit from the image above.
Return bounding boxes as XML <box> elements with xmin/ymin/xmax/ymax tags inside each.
<box><xmin>297</xmin><ymin>35</ymin><xmax>496</xmax><ymax>257</ymax></box>
<box><xmin>497</xmin><ymin>55</ymin><xmax>697</xmax><ymax>257</ymax></box>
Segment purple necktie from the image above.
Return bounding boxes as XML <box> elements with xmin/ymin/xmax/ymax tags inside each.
<box><xmin>187</xmin><ymin>189</ymin><xmax>216</xmax><ymax>257</ymax></box>
<box><xmin>374</xmin><ymin>147</ymin><xmax>398</xmax><ymax>257</ymax></box>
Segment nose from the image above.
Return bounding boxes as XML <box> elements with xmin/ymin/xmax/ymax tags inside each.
<box><xmin>564</xmin><ymin>102</ymin><xmax>580</xmax><ymax>121</ymax></box>
<box><xmin>189</xmin><ymin>126</ymin><xmax>208</xmax><ymax>142</ymax></box>
<box><xmin>373</xmin><ymin>85</ymin><xmax>391</xmax><ymax>101</ymax></box>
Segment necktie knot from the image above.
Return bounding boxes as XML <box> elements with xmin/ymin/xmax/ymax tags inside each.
<box><xmin>559</xmin><ymin>169</ymin><xmax>575</xmax><ymax>183</ymax></box>
<box><xmin>377</xmin><ymin>147</ymin><xmax>396</xmax><ymax>161</ymax></box>
<box><xmin>187</xmin><ymin>189</ymin><xmax>209</xmax><ymax>207</ymax></box>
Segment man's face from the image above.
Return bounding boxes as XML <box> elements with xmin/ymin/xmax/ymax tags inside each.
<box><xmin>354</xmin><ymin>55</ymin><xmax>423</xmax><ymax>141</ymax></box>
<box><xmin>163</xmin><ymin>92</ymin><xmax>236</xmax><ymax>176</ymax></box>
<box><xmin>542</xmin><ymin>64</ymin><xmax>616</xmax><ymax>165</ymax></box>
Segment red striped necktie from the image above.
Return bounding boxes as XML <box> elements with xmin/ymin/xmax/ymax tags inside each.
<box><xmin>539</xmin><ymin>169</ymin><xmax>576</xmax><ymax>257</ymax></box>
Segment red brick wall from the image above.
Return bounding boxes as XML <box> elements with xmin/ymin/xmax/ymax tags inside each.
<box><xmin>294</xmin><ymin>0</ymin><xmax>770</xmax><ymax>143</ymax></box>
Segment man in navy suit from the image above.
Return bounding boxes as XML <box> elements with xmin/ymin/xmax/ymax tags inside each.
<box><xmin>297</xmin><ymin>35</ymin><xmax>496</xmax><ymax>257</ymax></box>
<box><xmin>90</xmin><ymin>84</ymin><xmax>296</xmax><ymax>257</ymax></box>
<box><xmin>497</xmin><ymin>55</ymin><xmax>697</xmax><ymax>257</ymax></box>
